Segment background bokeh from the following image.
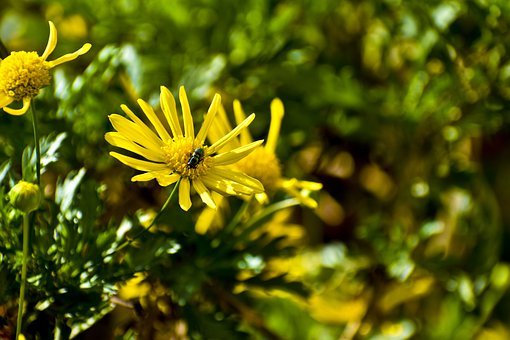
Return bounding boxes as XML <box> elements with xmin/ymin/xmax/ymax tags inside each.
<box><xmin>1</xmin><ymin>0</ymin><xmax>510</xmax><ymax>339</ymax></box>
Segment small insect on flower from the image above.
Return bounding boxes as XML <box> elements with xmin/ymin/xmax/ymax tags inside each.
<box><xmin>187</xmin><ymin>147</ymin><xmax>205</xmax><ymax>169</ymax></box>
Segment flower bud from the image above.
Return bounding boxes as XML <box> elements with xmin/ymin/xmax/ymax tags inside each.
<box><xmin>8</xmin><ymin>181</ymin><xmax>41</xmax><ymax>213</ymax></box>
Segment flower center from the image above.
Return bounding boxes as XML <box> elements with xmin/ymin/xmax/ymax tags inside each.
<box><xmin>0</xmin><ymin>51</ymin><xmax>51</xmax><ymax>100</ymax></box>
<box><xmin>161</xmin><ymin>136</ymin><xmax>211</xmax><ymax>179</ymax></box>
<box><xmin>236</xmin><ymin>147</ymin><xmax>282</xmax><ymax>190</ymax></box>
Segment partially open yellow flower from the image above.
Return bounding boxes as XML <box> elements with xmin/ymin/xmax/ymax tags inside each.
<box><xmin>210</xmin><ymin>98</ymin><xmax>322</xmax><ymax>208</ymax></box>
<box><xmin>0</xmin><ymin>21</ymin><xmax>91</xmax><ymax>115</ymax></box>
<box><xmin>195</xmin><ymin>98</ymin><xmax>322</xmax><ymax>234</ymax></box>
<box><xmin>105</xmin><ymin>86</ymin><xmax>265</xmax><ymax>211</ymax></box>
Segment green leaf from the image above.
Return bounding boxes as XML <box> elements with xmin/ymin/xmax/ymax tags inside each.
<box><xmin>55</xmin><ymin>168</ymin><xmax>87</xmax><ymax>215</ymax></box>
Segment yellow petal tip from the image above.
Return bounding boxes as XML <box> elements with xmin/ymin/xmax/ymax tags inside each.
<box><xmin>82</xmin><ymin>43</ymin><xmax>92</xmax><ymax>53</ymax></box>
<box><xmin>180</xmin><ymin>203</ymin><xmax>191</xmax><ymax>211</ymax></box>
<box><xmin>271</xmin><ymin>98</ymin><xmax>284</xmax><ymax>117</ymax></box>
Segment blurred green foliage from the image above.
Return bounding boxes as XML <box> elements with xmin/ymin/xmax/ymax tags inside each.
<box><xmin>1</xmin><ymin>0</ymin><xmax>510</xmax><ymax>339</ymax></box>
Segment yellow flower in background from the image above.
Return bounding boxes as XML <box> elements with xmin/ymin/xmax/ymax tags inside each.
<box><xmin>210</xmin><ymin>98</ymin><xmax>322</xmax><ymax>207</ymax></box>
<box><xmin>105</xmin><ymin>86</ymin><xmax>264</xmax><ymax>211</ymax></box>
<box><xmin>118</xmin><ymin>272</ymin><xmax>151</xmax><ymax>301</ymax></box>
<box><xmin>0</xmin><ymin>21</ymin><xmax>91</xmax><ymax>115</ymax></box>
<box><xmin>195</xmin><ymin>98</ymin><xmax>322</xmax><ymax>234</ymax></box>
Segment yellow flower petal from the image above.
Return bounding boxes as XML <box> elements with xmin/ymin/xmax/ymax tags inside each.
<box><xmin>201</xmin><ymin>177</ymin><xmax>236</xmax><ymax>195</ymax></box>
<box><xmin>201</xmin><ymin>175</ymin><xmax>253</xmax><ymax>196</ymax></box>
<box><xmin>281</xmin><ymin>178</ymin><xmax>323</xmax><ymax>191</ymax></box>
<box><xmin>193</xmin><ymin>179</ymin><xmax>216</xmax><ymax>209</ymax></box>
<box><xmin>202</xmin><ymin>172</ymin><xmax>245</xmax><ymax>195</ymax></box>
<box><xmin>0</xmin><ymin>94</ymin><xmax>14</xmax><ymax>109</ymax></box>
<box><xmin>3</xmin><ymin>97</ymin><xmax>31</xmax><ymax>115</ymax></box>
<box><xmin>160</xmin><ymin>86</ymin><xmax>183</xmax><ymax>138</ymax></box>
<box><xmin>195</xmin><ymin>192</ymin><xmax>224</xmax><ymax>234</ymax></box>
<box><xmin>105</xmin><ymin>132</ymin><xmax>165</xmax><ymax>162</ymax></box>
<box><xmin>155</xmin><ymin>173</ymin><xmax>180</xmax><ymax>186</ymax></box>
<box><xmin>47</xmin><ymin>43</ymin><xmax>91</xmax><ymax>68</ymax></box>
<box><xmin>208</xmin><ymin>113</ymin><xmax>255</xmax><ymax>154</ymax></box>
<box><xmin>207</xmin><ymin>103</ymin><xmax>239</xmax><ymax>151</ymax></box>
<box><xmin>137</xmin><ymin>99</ymin><xmax>171</xmax><ymax>142</ymax></box>
<box><xmin>209</xmin><ymin>167</ymin><xmax>264</xmax><ymax>193</ymax></box>
<box><xmin>109</xmin><ymin>152</ymin><xmax>167</xmax><ymax>172</ymax></box>
<box><xmin>195</xmin><ymin>93</ymin><xmax>221</xmax><ymax>146</ymax></box>
<box><xmin>279</xmin><ymin>178</ymin><xmax>321</xmax><ymax>208</ymax></box>
<box><xmin>255</xmin><ymin>192</ymin><xmax>269</xmax><ymax>204</ymax></box>
<box><xmin>109</xmin><ymin>114</ymin><xmax>164</xmax><ymax>151</ymax></box>
<box><xmin>284</xmin><ymin>185</ymin><xmax>318</xmax><ymax>208</ymax></box>
<box><xmin>132</xmin><ymin>173</ymin><xmax>153</xmax><ymax>182</ymax></box>
<box><xmin>233</xmin><ymin>99</ymin><xmax>253</xmax><ymax>145</ymax></box>
<box><xmin>119</xmin><ymin>105</ymin><xmax>166</xmax><ymax>147</ymax></box>
<box><xmin>179</xmin><ymin>86</ymin><xmax>194</xmax><ymax>139</ymax></box>
<box><xmin>212</xmin><ymin>140</ymin><xmax>264</xmax><ymax>166</ymax></box>
<box><xmin>217</xmin><ymin>104</ymin><xmax>233</xmax><ymax>135</ymax></box>
<box><xmin>131</xmin><ymin>171</ymin><xmax>169</xmax><ymax>182</ymax></box>
<box><xmin>266</xmin><ymin>98</ymin><xmax>284</xmax><ymax>154</ymax></box>
<box><xmin>41</xmin><ymin>21</ymin><xmax>58</xmax><ymax>60</ymax></box>
<box><xmin>301</xmin><ymin>181</ymin><xmax>323</xmax><ymax>191</ymax></box>
<box><xmin>179</xmin><ymin>178</ymin><xmax>192</xmax><ymax>211</ymax></box>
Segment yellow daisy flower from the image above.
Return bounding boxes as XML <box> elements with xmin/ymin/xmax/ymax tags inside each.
<box><xmin>105</xmin><ymin>86</ymin><xmax>265</xmax><ymax>211</ymax></box>
<box><xmin>210</xmin><ymin>98</ymin><xmax>322</xmax><ymax>208</ymax></box>
<box><xmin>0</xmin><ymin>21</ymin><xmax>91</xmax><ymax>115</ymax></box>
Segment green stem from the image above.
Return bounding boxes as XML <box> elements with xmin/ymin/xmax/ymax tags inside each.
<box><xmin>0</xmin><ymin>38</ymin><xmax>9</xmax><ymax>58</ymax></box>
<box><xmin>30</xmin><ymin>105</ymin><xmax>41</xmax><ymax>186</ymax></box>
<box><xmin>238</xmin><ymin>198</ymin><xmax>301</xmax><ymax>241</ymax></box>
<box><xmin>221</xmin><ymin>199</ymin><xmax>251</xmax><ymax>236</ymax></box>
<box><xmin>55</xmin><ymin>318</ymin><xmax>71</xmax><ymax>340</ymax></box>
<box><xmin>211</xmin><ymin>198</ymin><xmax>301</xmax><ymax>261</ymax></box>
<box><xmin>16</xmin><ymin>213</ymin><xmax>30</xmax><ymax>340</ymax></box>
<box><xmin>107</xmin><ymin>178</ymin><xmax>181</xmax><ymax>256</ymax></box>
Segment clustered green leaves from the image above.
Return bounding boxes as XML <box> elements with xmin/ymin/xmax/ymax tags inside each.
<box><xmin>1</xmin><ymin>0</ymin><xmax>510</xmax><ymax>339</ymax></box>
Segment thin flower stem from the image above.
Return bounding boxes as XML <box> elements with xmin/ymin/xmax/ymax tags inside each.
<box><xmin>107</xmin><ymin>178</ymin><xmax>181</xmax><ymax>256</ymax></box>
<box><xmin>55</xmin><ymin>318</ymin><xmax>71</xmax><ymax>340</ymax></box>
<box><xmin>0</xmin><ymin>38</ymin><xmax>9</xmax><ymax>58</ymax></box>
<box><xmin>221</xmin><ymin>199</ymin><xmax>251</xmax><ymax>236</ymax></box>
<box><xmin>210</xmin><ymin>198</ymin><xmax>300</xmax><ymax>261</ymax></box>
<box><xmin>245</xmin><ymin>198</ymin><xmax>300</xmax><ymax>229</ymax></box>
<box><xmin>237</xmin><ymin>198</ymin><xmax>301</xmax><ymax>242</ymax></box>
<box><xmin>16</xmin><ymin>213</ymin><xmax>30</xmax><ymax>340</ymax></box>
<box><xmin>30</xmin><ymin>105</ymin><xmax>41</xmax><ymax>186</ymax></box>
